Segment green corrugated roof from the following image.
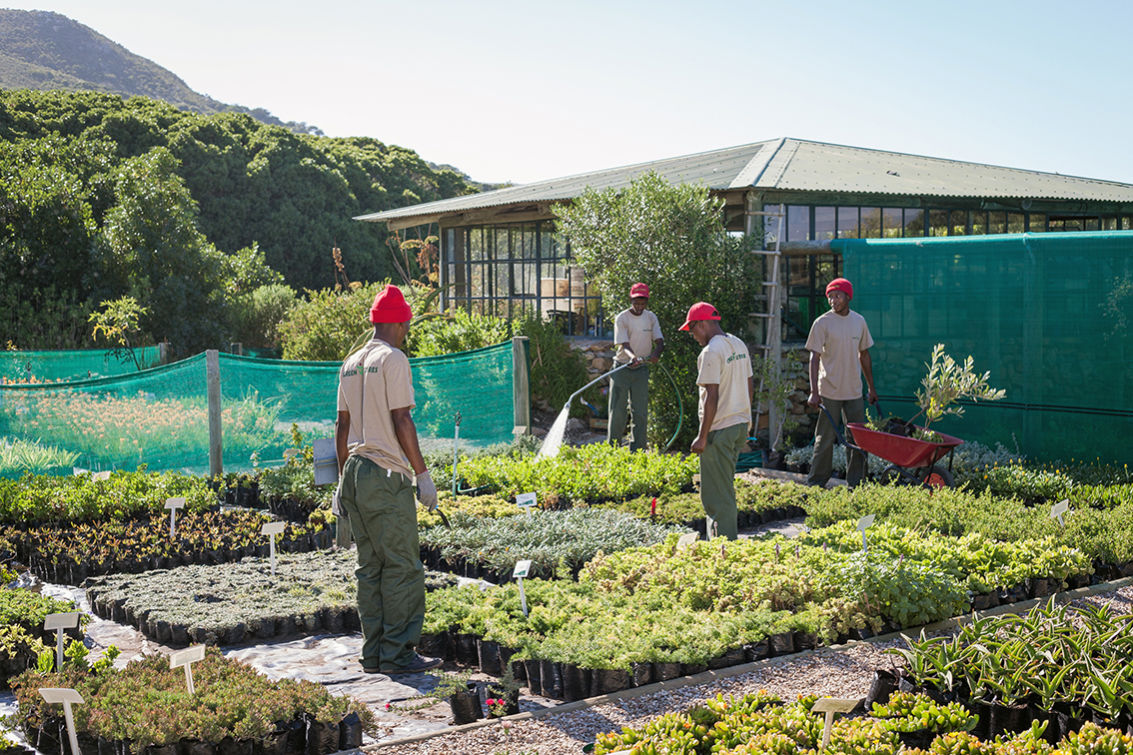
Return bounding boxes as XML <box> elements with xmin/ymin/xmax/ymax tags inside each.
<box><xmin>356</xmin><ymin>138</ymin><xmax>1133</xmax><ymax>226</ymax></box>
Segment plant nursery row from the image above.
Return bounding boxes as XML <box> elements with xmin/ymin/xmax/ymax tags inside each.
<box><xmin>9</xmin><ymin>648</ymin><xmax>374</xmax><ymax>755</ymax></box>
<box><xmin>0</xmin><ymin>588</ymin><xmax>85</xmax><ymax>688</ymax></box>
<box><xmin>892</xmin><ymin>598</ymin><xmax>1133</xmax><ymax>735</ymax></box>
<box><xmin>414</xmin><ymin>514</ymin><xmax>1096</xmax><ymax>700</ymax></box>
<box><xmin>83</xmin><ymin>550</ymin><xmax>458</xmax><ymax>647</ymax></box>
<box><xmin>592</xmin><ymin>689</ymin><xmax>1133</xmax><ymax>755</ymax></box>
<box><xmin>1</xmin><ymin>509</ymin><xmax>331</xmax><ymax>585</ymax></box>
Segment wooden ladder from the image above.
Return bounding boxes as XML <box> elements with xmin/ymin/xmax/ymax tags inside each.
<box><xmin>748</xmin><ymin>202</ymin><xmax>786</xmax><ymax>445</ymax></box>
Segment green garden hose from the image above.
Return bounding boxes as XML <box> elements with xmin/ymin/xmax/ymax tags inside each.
<box><xmin>657</xmin><ymin>362</ymin><xmax>684</xmax><ymax>452</ymax></box>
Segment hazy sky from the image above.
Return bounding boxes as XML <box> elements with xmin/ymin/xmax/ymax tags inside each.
<box><xmin>6</xmin><ymin>0</ymin><xmax>1133</xmax><ymax>185</ymax></box>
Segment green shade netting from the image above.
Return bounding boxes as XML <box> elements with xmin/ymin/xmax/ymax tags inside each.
<box><xmin>836</xmin><ymin>231</ymin><xmax>1133</xmax><ymax>464</ymax></box>
<box><xmin>0</xmin><ymin>342</ymin><xmax>515</xmax><ymax>475</ymax></box>
<box><xmin>0</xmin><ymin>347</ymin><xmax>162</xmax><ymax>383</ymax></box>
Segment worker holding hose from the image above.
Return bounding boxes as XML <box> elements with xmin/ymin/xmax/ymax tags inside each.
<box><xmin>334</xmin><ymin>285</ymin><xmax>441</xmax><ymax>676</ymax></box>
<box><xmin>607</xmin><ymin>282</ymin><xmax>665</xmax><ymax>451</ymax></box>
<box><xmin>682</xmin><ymin>301</ymin><xmax>753</xmax><ymax>540</ymax></box>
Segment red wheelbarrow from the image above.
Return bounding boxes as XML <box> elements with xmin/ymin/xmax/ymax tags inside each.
<box><xmin>819</xmin><ymin>403</ymin><xmax>963</xmax><ymax>488</ymax></box>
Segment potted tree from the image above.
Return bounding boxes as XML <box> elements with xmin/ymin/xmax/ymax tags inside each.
<box><xmin>876</xmin><ymin>344</ymin><xmax>1005</xmax><ymax>442</ymax></box>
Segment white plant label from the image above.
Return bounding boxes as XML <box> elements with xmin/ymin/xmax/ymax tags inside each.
<box><xmin>513</xmin><ymin>559</ymin><xmax>533</xmax><ymax>616</ymax></box>
<box><xmin>39</xmin><ymin>688</ymin><xmax>84</xmax><ymax>755</ymax></box>
<box><xmin>515</xmin><ymin>492</ymin><xmax>537</xmax><ymax>509</ymax></box>
<box><xmin>262</xmin><ymin>521</ymin><xmax>287</xmax><ymax>576</ymax></box>
<box><xmin>312</xmin><ymin>437</ymin><xmax>338</xmax><ymax>486</ymax></box>
<box><xmin>676</xmin><ymin>532</ymin><xmax>699</xmax><ymax>551</ymax></box>
<box><xmin>857</xmin><ymin>514</ymin><xmax>876</xmax><ymax>552</ymax></box>
<box><xmin>513</xmin><ymin>559</ymin><xmax>532</xmax><ymax>579</ymax></box>
<box><xmin>44</xmin><ymin>612</ymin><xmax>80</xmax><ymax>672</ymax></box>
<box><xmin>1051</xmin><ymin>499</ymin><xmax>1069</xmax><ymax>527</ymax></box>
<box><xmin>283</xmin><ymin>447</ymin><xmax>300</xmax><ymax>460</ymax></box>
<box><xmin>72</xmin><ymin>467</ymin><xmax>88</xmax><ymax>476</ymax></box>
<box><xmin>813</xmin><ymin>697</ymin><xmax>860</xmax><ymax>750</ymax></box>
<box><xmin>165</xmin><ymin>497</ymin><xmax>186</xmax><ymax>537</ymax></box>
<box><xmin>170</xmin><ymin>645</ymin><xmax>207</xmax><ymax>695</ymax></box>
<box><xmin>93</xmin><ymin>470</ymin><xmax>111</xmax><ymax>481</ymax></box>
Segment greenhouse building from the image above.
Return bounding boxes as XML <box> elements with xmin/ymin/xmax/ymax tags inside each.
<box><xmin>359</xmin><ymin>138</ymin><xmax>1133</xmax><ymax>463</ymax></box>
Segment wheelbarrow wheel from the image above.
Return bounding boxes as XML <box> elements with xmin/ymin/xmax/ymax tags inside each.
<box><xmin>879</xmin><ymin>465</ymin><xmax>906</xmax><ymax>486</ymax></box>
<box><xmin>920</xmin><ymin>465</ymin><xmax>954</xmax><ymax>489</ymax></box>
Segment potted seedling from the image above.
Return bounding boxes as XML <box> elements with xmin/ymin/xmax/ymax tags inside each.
<box><xmin>483</xmin><ymin>666</ymin><xmax>522</xmax><ymax>718</ymax></box>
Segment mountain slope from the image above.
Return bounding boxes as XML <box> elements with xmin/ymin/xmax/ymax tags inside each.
<box><xmin>0</xmin><ymin>9</ymin><xmax>319</xmax><ymax>133</ymax></box>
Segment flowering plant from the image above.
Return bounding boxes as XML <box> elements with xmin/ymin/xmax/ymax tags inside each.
<box><xmin>484</xmin><ymin>697</ymin><xmax>510</xmax><ymax>718</ymax></box>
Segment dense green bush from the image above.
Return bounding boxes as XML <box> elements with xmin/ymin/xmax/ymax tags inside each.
<box><xmin>515</xmin><ymin>314</ymin><xmax>595</xmax><ymax>417</ymax></box>
<box><xmin>278</xmin><ymin>282</ymin><xmax>384</xmax><ymax>361</ymax></box>
<box><xmin>406</xmin><ymin>308</ymin><xmax>510</xmax><ymax>357</ymax></box>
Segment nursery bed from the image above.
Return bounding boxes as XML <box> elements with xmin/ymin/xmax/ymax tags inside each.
<box><xmin>84</xmin><ymin>551</ymin><xmax>459</xmax><ymax>647</ymax></box>
<box><xmin>377</xmin><ymin>579</ymin><xmax>1133</xmax><ymax>755</ymax></box>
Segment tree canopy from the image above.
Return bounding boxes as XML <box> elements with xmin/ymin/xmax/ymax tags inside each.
<box><xmin>0</xmin><ymin>89</ymin><xmax>475</xmax><ymax>353</ymax></box>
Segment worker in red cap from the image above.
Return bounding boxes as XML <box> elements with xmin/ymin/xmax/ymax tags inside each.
<box><xmin>680</xmin><ymin>301</ymin><xmax>753</xmax><ymax>540</ymax></box>
<box><xmin>805</xmin><ymin>277</ymin><xmax>877</xmax><ymax>488</ymax></box>
<box><xmin>334</xmin><ymin>284</ymin><xmax>441</xmax><ymax>675</ymax></box>
<box><xmin>608</xmin><ymin>282</ymin><xmax>665</xmax><ymax>451</ymax></box>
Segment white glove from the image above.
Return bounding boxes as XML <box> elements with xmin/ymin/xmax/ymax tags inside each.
<box><xmin>415</xmin><ymin>470</ymin><xmax>438</xmax><ymax>511</ymax></box>
<box><xmin>331</xmin><ymin>479</ymin><xmax>345</xmax><ymax>519</ymax></box>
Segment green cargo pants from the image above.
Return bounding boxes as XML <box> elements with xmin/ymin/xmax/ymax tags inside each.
<box><xmin>807</xmin><ymin>396</ymin><xmax>867</xmax><ymax>488</ymax></box>
<box><xmin>340</xmin><ymin>454</ymin><xmax>424</xmax><ymax>671</ymax></box>
<box><xmin>607</xmin><ymin>364</ymin><xmax>650</xmax><ymax>451</ymax></box>
<box><xmin>699</xmin><ymin>422</ymin><xmax>747</xmax><ymax>540</ymax></box>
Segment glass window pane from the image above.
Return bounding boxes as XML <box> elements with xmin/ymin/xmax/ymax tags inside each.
<box><xmin>1007</xmin><ymin>213</ymin><xmax>1025</xmax><ymax>233</ymax></box>
<box><xmin>815</xmin><ymin>207</ymin><xmax>835</xmax><ymax>240</ymax></box>
<box><xmin>988</xmin><ymin>212</ymin><xmax>1007</xmax><ymax>234</ymax></box>
<box><xmin>837</xmin><ymin>207</ymin><xmax>859</xmax><ymax>238</ymax></box>
<box><xmin>970</xmin><ymin>211</ymin><xmax>988</xmax><ymax>235</ymax></box>
<box><xmin>882</xmin><ymin>208</ymin><xmax>903</xmax><ymax>238</ymax></box>
<box><xmin>860</xmin><ymin>208</ymin><xmax>881</xmax><ymax>238</ymax></box>
<box><xmin>1124</xmin><ymin>217</ymin><xmax>1132</xmax><ymax>230</ymax></box>
<box><xmin>929</xmin><ymin>210</ymin><xmax>949</xmax><ymax>236</ymax></box>
<box><xmin>950</xmin><ymin>210</ymin><xmax>967</xmax><ymax>235</ymax></box>
<box><xmin>788</xmin><ymin>205</ymin><xmax>810</xmax><ymax>241</ymax></box>
<box><xmin>1103</xmin><ymin>217</ymin><xmax>1118</xmax><ymax>231</ymax></box>
<box><xmin>1084</xmin><ymin>217</ymin><xmax>1100</xmax><ymax>231</ymax></box>
<box><xmin>904</xmin><ymin>209</ymin><xmax>925</xmax><ymax>237</ymax></box>
<box><xmin>762</xmin><ymin>203</ymin><xmax>781</xmax><ymax>247</ymax></box>
<box><xmin>1028</xmin><ymin>213</ymin><xmax>1046</xmax><ymax>232</ymax></box>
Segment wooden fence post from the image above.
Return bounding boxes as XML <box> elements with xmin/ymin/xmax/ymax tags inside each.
<box><xmin>512</xmin><ymin>337</ymin><xmax>531</xmax><ymax>436</ymax></box>
<box><xmin>206</xmin><ymin>350</ymin><xmax>223</xmax><ymax>476</ymax></box>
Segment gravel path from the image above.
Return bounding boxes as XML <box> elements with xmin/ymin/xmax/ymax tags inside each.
<box><xmin>381</xmin><ymin>639</ymin><xmax>904</xmax><ymax>754</ymax></box>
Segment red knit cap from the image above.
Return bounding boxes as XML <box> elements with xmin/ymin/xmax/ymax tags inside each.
<box><xmin>825</xmin><ymin>278</ymin><xmax>853</xmax><ymax>300</ymax></box>
<box><xmin>369</xmin><ymin>285</ymin><xmax>413</xmax><ymax>324</ymax></box>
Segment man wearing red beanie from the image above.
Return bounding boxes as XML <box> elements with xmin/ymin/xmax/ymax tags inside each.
<box><xmin>335</xmin><ymin>284</ymin><xmax>441</xmax><ymax>675</ymax></box>
<box><xmin>805</xmin><ymin>277</ymin><xmax>877</xmax><ymax>488</ymax></box>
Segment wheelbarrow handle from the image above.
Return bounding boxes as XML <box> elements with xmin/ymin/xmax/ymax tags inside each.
<box><xmin>817</xmin><ymin>403</ymin><xmax>863</xmax><ymax>454</ymax></box>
